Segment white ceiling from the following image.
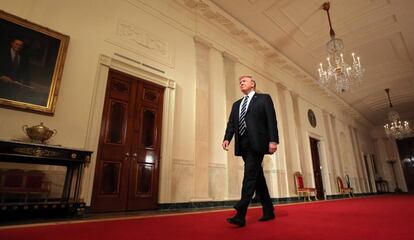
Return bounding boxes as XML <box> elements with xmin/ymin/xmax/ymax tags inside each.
<box><xmin>209</xmin><ymin>0</ymin><xmax>414</xmax><ymax>126</ymax></box>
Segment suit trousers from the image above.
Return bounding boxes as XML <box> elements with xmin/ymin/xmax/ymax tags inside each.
<box><xmin>234</xmin><ymin>134</ymin><xmax>274</xmax><ymax>218</ymax></box>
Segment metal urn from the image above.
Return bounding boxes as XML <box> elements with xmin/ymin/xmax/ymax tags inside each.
<box><xmin>22</xmin><ymin>122</ymin><xmax>57</xmax><ymax>143</ymax></box>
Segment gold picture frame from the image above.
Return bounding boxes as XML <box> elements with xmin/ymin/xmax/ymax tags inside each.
<box><xmin>0</xmin><ymin>10</ymin><xmax>69</xmax><ymax>115</ymax></box>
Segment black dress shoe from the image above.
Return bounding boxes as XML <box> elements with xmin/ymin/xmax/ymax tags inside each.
<box><xmin>258</xmin><ymin>213</ymin><xmax>275</xmax><ymax>222</ymax></box>
<box><xmin>227</xmin><ymin>217</ymin><xmax>246</xmax><ymax>227</ymax></box>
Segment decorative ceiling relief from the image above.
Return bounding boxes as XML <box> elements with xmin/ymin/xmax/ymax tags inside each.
<box><xmin>106</xmin><ymin>19</ymin><xmax>175</xmax><ymax>68</ymax></box>
<box><xmin>183</xmin><ymin>0</ymin><xmax>288</xmax><ymax>65</ymax></box>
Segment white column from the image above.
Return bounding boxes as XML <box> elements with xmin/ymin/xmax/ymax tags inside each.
<box><xmin>289</xmin><ymin>91</ymin><xmax>306</xmax><ymax>172</ymax></box>
<box><xmin>348</xmin><ymin>125</ymin><xmax>362</xmax><ymax>192</ymax></box>
<box><xmin>273</xmin><ymin>82</ymin><xmax>294</xmax><ymax>197</ymax></box>
<box><xmin>223</xmin><ymin>52</ymin><xmax>241</xmax><ymax>200</ymax></box>
<box><xmin>321</xmin><ymin>109</ymin><xmax>335</xmax><ymax>195</ymax></box>
<box><xmin>352</xmin><ymin>127</ymin><xmax>369</xmax><ymax>193</ymax></box>
<box><xmin>192</xmin><ymin>39</ymin><xmax>212</xmax><ymax>201</ymax></box>
<box><xmin>329</xmin><ymin>114</ymin><xmax>343</xmax><ymax>194</ymax></box>
<box><xmin>208</xmin><ymin>47</ymin><xmax>228</xmax><ymax>200</ymax></box>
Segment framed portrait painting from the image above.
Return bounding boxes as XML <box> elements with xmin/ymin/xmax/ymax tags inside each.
<box><xmin>0</xmin><ymin>10</ymin><xmax>69</xmax><ymax>115</ymax></box>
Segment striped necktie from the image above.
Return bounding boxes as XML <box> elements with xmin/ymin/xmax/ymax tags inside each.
<box><xmin>239</xmin><ymin>95</ymin><xmax>249</xmax><ymax>136</ymax></box>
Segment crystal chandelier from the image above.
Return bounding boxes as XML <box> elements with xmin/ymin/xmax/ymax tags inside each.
<box><xmin>383</xmin><ymin>88</ymin><xmax>411</xmax><ymax>139</ymax></box>
<box><xmin>317</xmin><ymin>2</ymin><xmax>364</xmax><ymax>93</ymax></box>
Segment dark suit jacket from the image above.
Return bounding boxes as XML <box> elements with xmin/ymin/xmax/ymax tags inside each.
<box><xmin>224</xmin><ymin>93</ymin><xmax>279</xmax><ymax>156</ymax></box>
<box><xmin>0</xmin><ymin>47</ymin><xmax>30</xmax><ymax>85</ymax></box>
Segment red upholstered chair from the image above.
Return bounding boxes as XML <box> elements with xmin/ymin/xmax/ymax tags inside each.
<box><xmin>24</xmin><ymin>170</ymin><xmax>51</xmax><ymax>202</ymax></box>
<box><xmin>0</xmin><ymin>169</ymin><xmax>26</xmax><ymax>202</ymax></box>
<box><xmin>337</xmin><ymin>176</ymin><xmax>353</xmax><ymax>197</ymax></box>
<box><xmin>0</xmin><ymin>169</ymin><xmax>51</xmax><ymax>203</ymax></box>
<box><xmin>294</xmin><ymin>172</ymin><xmax>317</xmax><ymax>201</ymax></box>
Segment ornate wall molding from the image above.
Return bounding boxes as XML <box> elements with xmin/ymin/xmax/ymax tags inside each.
<box><xmin>173</xmin><ymin>158</ymin><xmax>196</xmax><ymax>166</ymax></box>
<box><xmin>83</xmin><ymin>54</ymin><xmax>176</xmax><ymax>204</ymax></box>
<box><xmin>106</xmin><ymin>18</ymin><xmax>175</xmax><ymax>68</ymax></box>
<box><xmin>209</xmin><ymin>162</ymin><xmax>226</xmax><ymax>168</ymax></box>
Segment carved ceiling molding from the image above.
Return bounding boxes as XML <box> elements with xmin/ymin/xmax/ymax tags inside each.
<box><xmin>183</xmin><ymin>0</ymin><xmax>289</xmax><ymax>68</ymax></box>
<box><xmin>180</xmin><ymin>0</ymin><xmax>372</xmax><ymax>127</ymax></box>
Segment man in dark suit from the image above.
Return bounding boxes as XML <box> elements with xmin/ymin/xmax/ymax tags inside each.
<box><xmin>0</xmin><ymin>37</ymin><xmax>31</xmax><ymax>100</ymax></box>
<box><xmin>222</xmin><ymin>75</ymin><xmax>279</xmax><ymax>227</ymax></box>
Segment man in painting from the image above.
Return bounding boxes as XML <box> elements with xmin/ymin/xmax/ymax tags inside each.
<box><xmin>0</xmin><ymin>37</ymin><xmax>32</xmax><ymax>101</ymax></box>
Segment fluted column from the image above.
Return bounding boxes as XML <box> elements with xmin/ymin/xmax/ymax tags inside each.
<box><xmin>321</xmin><ymin>109</ymin><xmax>335</xmax><ymax>194</ymax></box>
<box><xmin>274</xmin><ymin>82</ymin><xmax>295</xmax><ymax>197</ymax></box>
<box><xmin>329</xmin><ymin>114</ymin><xmax>344</xmax><ymax>193</ymax></box>
<box><xmin>223</xmin><ymin>52</ymin><xmax>240</xmax><ymax>200</ymax></box>
<box><xmin>348</xmin><ymin>125</ymin><xmax>362</xmax><ymax>192</ymax></box>
<box><xmin>352</xmin><ymin>127</ymin><xmax>369</xmax><ymax>192</ymax></box>
<box><xmin>192</xmin><ymin>39</ymin><xmax>212</xmax><ymax>201</ymax></box>
<box><xmin>208</xmin><ymin>47</ymin><xmax>228</xmax><ymax>200</ymax></box>
<box><xmin>289</xmin><ymin>91</ymin><xmax>306</xmax><ymax>172</ymax></box>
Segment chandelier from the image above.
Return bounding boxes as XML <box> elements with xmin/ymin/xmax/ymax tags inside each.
<box><xmin>317</xmin><ymin>2</ymin><xmax>364</xmax><ymax>93</ymax></box>
<box><xmin>383</xmin><ymin>88</ymin><xmax>411</xmax><ymax>139</ymax></box>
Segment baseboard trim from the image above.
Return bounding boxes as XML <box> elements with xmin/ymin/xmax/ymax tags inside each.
<box><xmin>158</xmin><ymin>193</ymin><xmax>378</xmax><ymax>211</ymax></box>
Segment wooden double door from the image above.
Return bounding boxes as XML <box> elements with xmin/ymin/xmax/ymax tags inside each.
<box><xmin>92</xmin><ymin>70</ymin><xmax>164</xmax><ymax>212</ymax></box>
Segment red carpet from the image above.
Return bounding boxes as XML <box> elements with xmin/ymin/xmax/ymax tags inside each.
<box><xmin>1</xmin><ymin>195</ymin><xmax>413</xmax><ymax>240</ymax></box>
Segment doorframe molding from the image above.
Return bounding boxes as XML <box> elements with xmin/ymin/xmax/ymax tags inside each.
<box><xmin>82</xmin><ymin>54</ymin><xmax>176</xmax><ymax>206</ymax></box>
<box><xmin>306</xmin><ymin>133</ymin><xmax>332</xmax><ymax>198</ymax></box>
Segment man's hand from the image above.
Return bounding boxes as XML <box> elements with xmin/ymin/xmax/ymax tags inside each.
<box><xmin>269</xmin><ymin>142</ymin><xmax>278</xmax><ymax>154</ymax></box>
<box><xmin>0</xmin><ymin>75</ymin><xmax>16</xmax><ymax>84</ymax></box>
<box><xmin>0</xmin><ymin>76</ymin><xmax>34</xmax><ymax>89</ymax></box>
<box><xmin>222</xmin><ymin>140</ymin><xmax>230</xmax><ymax>151</ymax></box>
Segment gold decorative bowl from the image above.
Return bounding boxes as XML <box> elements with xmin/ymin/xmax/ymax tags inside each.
<box><xmin>22</xmin><ymin>122</ymin><xmax>57</xmax><ymax>143</ymax></box>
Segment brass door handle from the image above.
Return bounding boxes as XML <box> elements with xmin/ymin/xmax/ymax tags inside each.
<box><xmin>132</xmin><ymin>153</ymin><xmax>137</xmax><ymax>157</ymax></box>
<box><xmin>125</xmin><ymin>152</ymin><xmax>130</xmax><ymax>157</ymax></box>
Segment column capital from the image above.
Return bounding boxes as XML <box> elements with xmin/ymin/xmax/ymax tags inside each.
<box><xmin>222</xmin><ymin>51</ymin><xmax>239</xmax><ymax>63</ymax></box>
<box><xmin>275</xmin><ymin>82</ymin><xmax>288</xmax><ymax>91</ymax></box>
<box><xmin>289</xmin><ymin>90</ymin><xmax>299</xmax><ymax>100</ymax></box>
<box><xmin>321</xmin><ymin>108</ymin><xmax>329</xmax><ymax>114</ymax></box>
<box><xmin>194</xmin><ymin>35</ymin><xmax>213</xmax><ymax>48</ymax></box>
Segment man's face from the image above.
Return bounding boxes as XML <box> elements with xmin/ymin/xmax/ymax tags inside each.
<box><xmin>11</xmin><ymin>39</ymin><xmax>24</xmax><ymax>52</ymax></box>
<box><xmin>239</xmin><ymin>76</ymin><xmax>255</xmax><ymax>94</ymax></box>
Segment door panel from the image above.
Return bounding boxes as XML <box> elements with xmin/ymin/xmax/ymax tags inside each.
<box><xmin>127</xmin><ymin>84</ymin><xmax>164</xmax><ymax>210</ymax></box>
<box><xmin>99</xmin><ymin>161</ymin><xmax>121</xmax><ymax>194</ymax></box>
<box><xmin>136</xmin><ymin>163</ymin><xmax>154</xmax><ymax>196</ymax></box>
<box><xmin>105</xmin><ymin>100</ymin><xmax>128</xmax><ymax>144</ymax></box>
<box><xmin>141</xmin><ymin>109</ymin><xmax>157</xmax><ymax>148</ymax></box>
<box><xmin>91</xmin><ymin>71</ymin><xmax>136</xmax><ymax>212</ymax></box>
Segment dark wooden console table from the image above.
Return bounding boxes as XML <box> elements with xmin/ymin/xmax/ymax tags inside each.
<box><xmin>0</xmin><ymin>139</ymin><xmax>92</xmax><ymax>218</ymax></box>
